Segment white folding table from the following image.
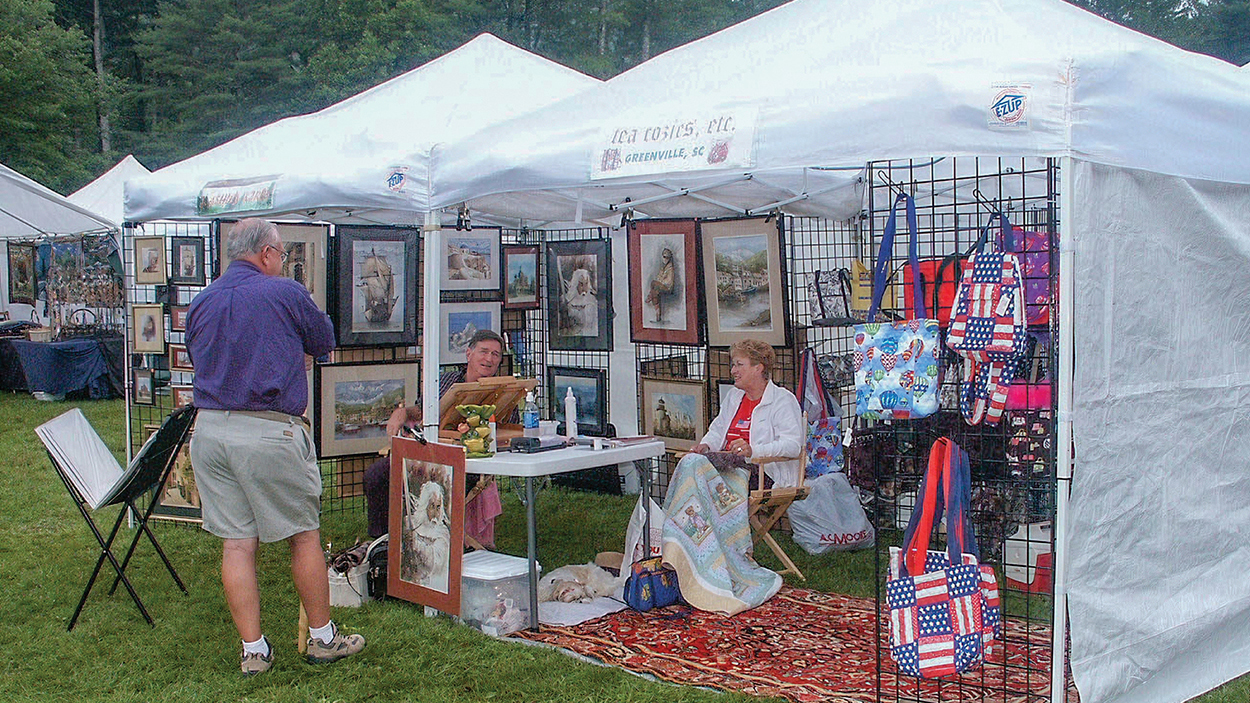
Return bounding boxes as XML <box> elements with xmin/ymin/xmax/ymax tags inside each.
<box><xmin>465</xmin><ymin>440</ymin><xmax>666</xmax><ymax>630</ymax></box>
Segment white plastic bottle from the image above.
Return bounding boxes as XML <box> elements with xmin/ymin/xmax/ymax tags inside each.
<box><xmin>522</xmin><ymin>391</ymin><xmax>539</xmax><ymax>438</ymax></box>
<box><xmin>564</xmin><ymin>387</ymin><xmax>578</xmax><ymax>439</ymax></box>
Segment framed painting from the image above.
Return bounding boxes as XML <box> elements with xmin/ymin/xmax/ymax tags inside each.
<box><xmin>169</xmin><ymin>305</ymin><xmax>190</xmax><ymax>332</ymax></box>
<box><xmin>502</xmin><ymin>245</ymin><xmax>540</xmax><ymax>310</ymax></box>
<box><xmin>131</xmin><ymin>304</ymin><xmax>165</xmax><ymax>353</ymax></box>
<box><xmin>169</xmin><ymin>343</ymin><xmax>194</xmax><ymax>372</ymax></box>
<box><xmin>547</xmin><ymin>366</ymin><xmax>607</xmax><ymax>436</ymax></box>
<box><xmin>148</xmin><ymin>426</ymin><xmax>202</xmax><ymax>523</ymax></box>
<box><xmin>546</xmin><ymin>239</ymin><xmax>612</xmax><ymax>351</ymax></box>
<box><xmin>168</xmin><ymin>236</ymin><xmax>206</xmax><ymax>286</ymax></box>
<box><xmin>171</xmin><ymin>385</ymin><xmax>195</xmax><ymax>408</ymax></box>
<box><xmin>134</xmin><ymin>236</ymin><xmax>166</xmax><ymax>285</ymax></box>
<box><xmin>219</xmin><ymin>222</ymin><xmax>330</xmax><ymax>310</ymax></box>
<box><xmin>315</xmin><ymin>361</ymin><xmax>420</xmax><ymax>458</ymax></box>
<box><xmin>700</xmin><ymin>217</ymin><xmax>789</xmax><ymax>347</ymax></box>
<box><xmin>132</xmin><ymin>369</ymin><xmax>155</xmax><ymax>406</ymax></box>
<box><xmin>388</xmin><ymin>437</ymin><xmax>464</xmax><ymax>614</ymax></box>
<box><xmin>629</xmin><ymin>219</ymin><xmax>701</xmax><ymax>345</ymax></box>
<box><xmin>333</xmin><ymin>225</ymin><xmax>419</xmax><ymax>347</ymax></box>
<box><xmin>7</xmin><ymin>242</ymin><xmax>36</xmax><ymax>306</ymax></box>
<box><xmin>640</xmin><ymin>377</ymin><xmax>708</xmax><ymax>452</ymax></box>
<box><xmin>440</xmin><ymin>302</ymin><xmax>501</xmax><ymax>364</ymax></box>
<box><xmin>442</xmin><ymin>227</ymin><xmax>501</xmax><ymax>293</ymax></box>
<box><xmin>639</xmin><ymin>354</ymin><xmax>689</xmax><ymax>378</ymax></box>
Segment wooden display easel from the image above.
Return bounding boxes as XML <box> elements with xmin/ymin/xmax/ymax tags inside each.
<box><xmin>437</xmin><ymin>376</ymin><xmax>538</xmax><ymax>448</ymax></box>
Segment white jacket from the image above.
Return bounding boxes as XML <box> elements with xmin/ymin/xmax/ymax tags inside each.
<box><xmin>700</xmin><ymin>380</ymin><xmax>805</xmax><ymax>487</ymax></box>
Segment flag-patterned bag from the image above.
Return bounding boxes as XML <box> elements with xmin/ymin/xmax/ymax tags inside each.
<box><xmin>887</xmin><ymin>437</ymin><xmax>1000</xmax><ymax>679</ymax></box>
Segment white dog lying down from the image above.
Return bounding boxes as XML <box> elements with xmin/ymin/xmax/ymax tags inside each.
<box><xmin>538</xmin><ymin>562</ymin><xmax>623</xmax><ymax>603</ymax></box>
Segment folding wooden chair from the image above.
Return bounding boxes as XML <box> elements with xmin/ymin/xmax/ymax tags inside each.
<box><xmin>36</xmin><ymin>405</ymin><xmax>197</xmax><ymax>630</ymax></box>
<box><xmin>748</xmin><ymin>450</ymin><xmax>811</xmax><ymax>580</ymax></box>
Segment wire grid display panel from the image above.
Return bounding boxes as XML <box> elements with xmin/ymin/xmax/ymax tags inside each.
<box><xmin>859</xmin><ymin>158</ymin><xmax>1065</xmax><ymax>703</ymax></box>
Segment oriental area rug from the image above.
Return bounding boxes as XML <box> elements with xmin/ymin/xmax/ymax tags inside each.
<box><xmin>512</xmin><ymin>587</ymin><xmax>1075</xmax><ymax>703</ymax></box>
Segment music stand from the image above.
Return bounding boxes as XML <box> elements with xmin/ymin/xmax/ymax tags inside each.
<box><xmin>35</xmin><ymin>405</ymin><xmax>197</xmax><ymax>631</ymax></box>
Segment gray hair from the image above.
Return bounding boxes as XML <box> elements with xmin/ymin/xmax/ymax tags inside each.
<box><xmin>467</xmin><ymin>329</ymin><xmax>505</xmax><ymax>351</ymax></box>
<box><xmin>226</xmin><ymin>218</ymin><xmax>279</xmax><ymax>261</ymax></box>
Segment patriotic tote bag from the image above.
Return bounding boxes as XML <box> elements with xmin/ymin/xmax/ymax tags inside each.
<box><xmin>887</xmin><ymin>438</ymin><xmax>1001</xmax><ymax>679</ymax></box>
<box><xmin>853</xmin><ymin>194</ymin><xmax>941</xmax><ymax>420</ymax></box>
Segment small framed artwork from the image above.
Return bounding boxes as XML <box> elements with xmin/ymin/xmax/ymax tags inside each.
<box><xmin>134</xmin><ymin>236</ymin><xmax>166</xmax><ymax>284</ymax></box>
<box><xmin>168</xmin><ymin>236</ymin><xmax>206</xmax><ymax>286</ymax></box>
<box><xmin>150</xmin><ymin>427</ymin><xmax>202</xmax><ymax>523</ymax></box>
<box><xmin>629</xmin><ymin>219</ymin><xmax>701</xmax><ymax>345</ymax></box>
<box><xmin>7</xmin><ymin>241</ymin><xmax>36</xmax><ymax>306</ymax></box>
<box><xmin>131</xmin><ymin>304</ymin><xmax>166</xmax><ymax>353</ymax></box>
<box><xmin>440</xmin><ymin>302</ymin><xmax>501</xmax><ymax>364</ymax></box>
<box><xmin>502</xmin><ymin>245</ymin><xmax>540</xmax><ymax>310</ymax></box>
<box><xmin>547</xmin><ymin>366</ymin><xmax>607</xmax><ymax>436</ymax></box>
<box><xmin>169</xmin><ymin>305</ymin><xmax>190</xmax><ymax>332</ymax></box>
<box><xmin>169</xmin><ymin>343</ymin><xmax>194</xmax><ymax>372</ymax></box>
<box><xmin>700</xmin><ymin>217</ymin><xmax>789</xmax><ymax>347</ymax></box>
<box><xmin>639</xmin><ymin>354</ymin><xmax>689</xmax><ymax>378</ymax></box>
<box><xmin>219</xmin><ymin>222</ymin><xmax>330</xmax><ymax>310</ymax></box>
<box><xmin>442</xmin><ymin>227</ymin><xmax>501</xmax><ymax>293</ymax></box>
<box><xmin>171</xmin><ymin>385</ymin><xmax>195</xmax><ymax>408</ymax></box>
<box><xmin>315</xmin><ymin>361</ymin><xmax>420</xmax><ymax>458</ymax></box>
<box><xmin>640</xmin><ymin>377</ymin><xmax>708</xmax><ymax>453</ymax></box>
<box><xmin>547</xmin><ymin>239</ymin><xmax>612</xmax><ymax>351</ymax></box>
<box><xmin>388</xmin><ymin>437</ymin><xmax>465</xmax><ymax>614</ymax></box>
<box><xmin>132</xmin><ymin>369</ymin><xmax>155</xmax><ymax>405</ymax></box>
<box><xmin>333</xmin><ymin>225</ymin><xmax>419</xmax><ymax>347</ymax></box>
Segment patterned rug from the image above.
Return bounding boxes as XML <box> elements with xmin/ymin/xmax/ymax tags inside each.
<box><xmin>513</xmin><ymin>587</ymin><xmax>1070</xmax><ymax>703</ymax></box>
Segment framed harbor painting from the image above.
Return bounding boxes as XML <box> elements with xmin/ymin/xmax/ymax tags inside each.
<box><xmin>700</xmin><ymin>217</ymin><xmax>788</xmax><ymax>347</ymax></box>
<box><xmin>315</xmin><ymin>360</ymin><xmax>420</xmax><ymax>458</ymax></box>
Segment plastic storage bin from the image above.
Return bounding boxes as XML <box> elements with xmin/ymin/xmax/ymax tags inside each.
<box><xmin>328</xmin><ymin>562</ymin><xmax>370</xmax><ymax>607</ymax></box>
<box><xmin>459</xmin><ymin>550</ymin><xmax>539</xmax><ymax>636</ymax></box>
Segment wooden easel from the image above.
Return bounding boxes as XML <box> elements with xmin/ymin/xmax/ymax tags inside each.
<box><xmin>437</xmin><ymin>376</ymin><xmax>537</xmax><ymax>447</ymax></box>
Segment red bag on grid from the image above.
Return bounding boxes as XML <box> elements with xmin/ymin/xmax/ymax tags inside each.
<box><xmin>903</xmin><ymin>226</ymin><xmax>993</xmax><ymax>328</ymax></box>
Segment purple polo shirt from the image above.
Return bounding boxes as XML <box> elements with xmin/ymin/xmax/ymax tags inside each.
<box><xmin>185</xmin><ymin>260</ymin><xmax>334</xmax><ymax>416</ymax></box>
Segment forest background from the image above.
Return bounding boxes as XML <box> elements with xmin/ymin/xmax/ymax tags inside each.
<box><xmin>2</xmin><ymin>0</ymin><xmax>1248</xmax><ymax>197</ymax></box>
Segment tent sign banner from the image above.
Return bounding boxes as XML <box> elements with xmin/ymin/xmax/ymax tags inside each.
<box><xmin>591</xmin><ymin>108</ymin><xmax>758</xmax><ymax>180</ymax></box>
<box><xmin>196</xmin><ymin>176</ymin><xmax>278</xmax><ymax>216</ymax></box>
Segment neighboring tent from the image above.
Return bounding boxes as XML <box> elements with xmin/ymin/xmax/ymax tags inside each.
<box><xmin>1</xmin><ymin>162</ymin><xmax>115</xmax><ymax>239</ymax></box>
<box><xmin>68</xmin><ymin>155</ymin><xmax>150</xmax><ymax>226</ymax></box>
<box><xmin>124</xmin><ymin>34</ymin><xmax>600</xmax><ymax>224</ymax></box>
<box><xmin>425</xmin><ymin>2</ymin><xmax>1250</xmax><ymax>703</ymax></box>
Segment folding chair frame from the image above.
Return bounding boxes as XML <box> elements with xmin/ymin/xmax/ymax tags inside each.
<box><xmin>748</xmin><ymin>451</ymin><xmax>811</xmax><ymax>581</ymax></box>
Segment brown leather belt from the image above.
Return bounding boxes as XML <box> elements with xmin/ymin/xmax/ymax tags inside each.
<box><xmin>206</xmin><ymin>408</ymin><xmax>311</xmax><ymax>429</ymax></box>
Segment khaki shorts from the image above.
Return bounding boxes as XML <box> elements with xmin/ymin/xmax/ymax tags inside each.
<box><xmin>190</xmin><ymin>409</ymin><xmax>321</xmax><ymax>543</ymax></box>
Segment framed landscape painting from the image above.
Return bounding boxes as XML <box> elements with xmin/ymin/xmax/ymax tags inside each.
<box><xmin>442</xmin><ymin>227</ymin><xmax>501</xmax><ymax>293</ymax></box>
<box><xmin>7</xmin><ymin>242</ymin><xmax>36</xmax><ymax>306</ymax></box>
<box><xmin>169</xmin><ymin>236</ymin><xmax>206</xmax><ymax>286</ymax></box>
<box><xmin>629</xmin><ymin>219</ymin><xmax>700</xmax><ymax>345</ymax></box>
<box><xmin>547</xmin><ymin>366</ymin><xmax>607</xmax><ymax>436</ymax></box>
<box><xmin>440</xmin><ymin>302</ymin><xmax>501</xmax><ymax>365</ymax></box>
<box><xmin>333</xmin><ymin>225</ymin><xmax>419</xmax><ymax>347</ymax></box>
<box><xmin>502</xmin><ymin>245</ymin><xmax>540</xmax><ymax>310</ymax></box>
<box><xmin>700</xmin><ymin>217</ymin><xmax>788</xmax><ymax>347</ymax></box>
<box><xmin>315</xmin><ymin>361</ymin><xmax>420</xmax><ymax>458</ymax></box>
<box><xmin>546</xmin><ymin>239</ymin><xmax>612</xmax><ymax>351</ymax></box>
<box><xmin>640</xmin><ymin>377</ymin><xmax>707</xmax><ymax>452</ymax></box>
<box><xmin>134</xmin><ymin>236</ymin><xmax>166</xmax><ymax>285</ymax></box>
<box><xmin>388</xmin><ymin>437</ymin><xmax>464</xmax><ymax>614</ymax></box>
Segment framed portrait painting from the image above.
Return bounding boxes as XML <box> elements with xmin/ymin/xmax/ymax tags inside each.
<box><xmin>169</xmin><ymin>236</ymin><xmax>206</xmax><ymax>286</ymax></box>
<box><xmin>700</xmin><ymin>217</ymin><xmax>789</xmax><ymax>347</ymax></box>
<box><xmin>132</xmin><ymin>369</ymin><xmax>155</xmax><ymax>406</ymax></box>
<box><xmin>134</xmin><ymin>236</ymin><xmax>166</xmax><ymax>285</ymax></box>
<box><xmin>169</xmin><ymin>343</ymin><xmax>194</xmax><ymax>372</ymax></box>
<box><xmin>547</xmin><ymin>366</ymin><xmax>607</xmax><ymax>436</ymax></box>
<box><xmin>333</xmin><ymin>225</ymin><xmax>419</xmax><ymax>347</ymax></box>
<box><xmin>148</xmin><ymin>426</ymin><xmax>202</xmax><ymax>523</ymax></box>
<box><xmin>546</xmin><ymin>239</ymin><xmax>612</xmax><ymax>351</ymax></box>
<box><xmin>629</xmin><ymin>219</ymin><xmax>700</xmax><ymax>345</ymax></box>
<box><xmin>7</xmin><ymin>242</ymin><xmax>36</xmax><ymax>306</ymax></box>
<box><xmin>440</xmin><ymin>302</ymin><xmax>501</xmax><ymax>365</ymax></box>
<box><xmin>315</xmin><ymin>361</ymin><xmax>420</xmax><ymax>458</ymax></box>
<box><xmin>131</xmin><ymin>304</ymin><xmax>165</xmax><ymax>353</ymax></box>
<box><xmin>501</xmin><ymin>245</ymin><xmax>540</xmax><ymax>310</ymax></box>
<box><xmin>442</xmin><ymin>227</ymin><xmax>501</xmax><ymax>293</ymax></box>
<box><xmin>388</xmin><ymin>437</ymin><xmax>465</xmax><ymax>614</ymax></box>
<box><xmin>640</xmin><ymin>377</ymin><xmax>708</xmax><ymax>453</ymax></box>
<box><xmin>171</xmin><ymin>385</ymin><xmax>195</xmax><ymax>408</ymax></box>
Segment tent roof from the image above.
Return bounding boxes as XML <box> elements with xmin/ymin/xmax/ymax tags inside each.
<box><xmin>124</xmin><ymin>34</ymin><xmax>599</xmax><ymax>224</ymax></box>
<box><xmin>68</xmin><ymin>155</ymin><xmax>150</xmax><ymax>226</ymax></box>
<box><xmin>431</xmin><ymin>0</ymin><xmax>1250</xmax><ymax>225</ymax></box>
<box><xmin>0</xmin><ymin>162</ymin><xmax>116</xmax><ymax>239</ymax></box>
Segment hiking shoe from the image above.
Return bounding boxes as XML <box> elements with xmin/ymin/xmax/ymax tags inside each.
<box><xmin>306</xmin><ymin>626</ymin><xmax>366</xmax><ymax>664</ymax></box>
<box><xmin>241</xmin><ymin>646</ymin><xmax>273</xmax><ymax>676</ymax></box>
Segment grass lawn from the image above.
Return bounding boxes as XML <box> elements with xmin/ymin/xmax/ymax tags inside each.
<box><xmin>1</xmin><ymin>393</ymin><xmax>1244</xmax><ymax>703</ymax></box>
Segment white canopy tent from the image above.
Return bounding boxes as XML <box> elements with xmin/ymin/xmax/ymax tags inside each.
<box><xmin>68</xmin><ymin>155</ymin><xmax>150</xmax><ymax>227</ymax></box>
<box><xmin>425</xmin><ymin>2</ymin><xmax>1250</xmax><ymax>703</ymax></box>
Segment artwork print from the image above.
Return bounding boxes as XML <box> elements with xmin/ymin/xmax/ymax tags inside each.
<box><xmin>134</xmin><ymin>236</ymin><xmax>166</xmax><ymax>284</ymax></box>
<box><xmin>132</xmin><ymin>369</ymin><xmax>154</xmax><ymax>405</ymax></box>
<box><xmin>216</xmin><ymin>222</ymin><xmax>328</xmax><ymax>310</ymax></box>
<box><xmin>547</xmin><ymin>366</ymin><xmax>606</xmax><ymax>436</ymax></box>
<box><xmin>701</xmin><ymin>217</ymin><xmax>788</xmax><ymax>347</ymax></box>
<box><xmin>7</xmin><ymin>242</ymin><xmax>36</xmax><ymax>306</ymax></box>
<box><xmin>502</xmin><ymin>245</ymin><xmax>539</xmax><ymax>309</ymax></box>
<box><xmin>641</xmin><ymin>377</ymin><xmax>707</xmax><ymax>452</ymax></box>
<box><xmin>316</xmin><ymin>361</ymin><xmax>420</xmax><ymax>458</ymax></box>
<box><xmin>333</xmin><ymin>226</ymin><xmax>418</xmax><ymax>347</ymax></box>
<box><xmin>547</xmin><ymin>239</ymin><xmax>612</xmax><ymax>351</ymax></box>
<box><xmin>353</xmin><ymin>239</ymin><xmax>404</xmax><ymax>332</ymax></box>
<box><xmin>150</xmin><ymin>427</ymin><xmax>202</xmax><ymax>523</ymax></box>
<box><xmin>169</xmin><ymin>236</ymin><xmax>206</xmax><ymax>286</ymax></box>
<box><xmin>442</xmin><ymin>228</ymin><xmax>501</xmax><ymax>292</ymax></box>
<box><xmin>388</xmin><ymin>438</ymin><xmax>465</xmax><ymax>614</ymax></box>
<box><xmin>440</xmin><ymin>302</ymin><xmax>501</xmax><ymax>363</ymax></box>
<box><xmin>171</xmin><ymin>385</ymin><xmax>194</xmax><ymax>408</ymax></box>
<box><xmin>131</xmin><ymin>303</ymin><xmax>165</xmax><ymax>353</ymax></box>
<box><xmin>629</xmin><ymin>220</ymin><xmax>700</xmax><ymax>345</ymax></box>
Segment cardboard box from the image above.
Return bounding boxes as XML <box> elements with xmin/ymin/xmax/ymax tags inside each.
<box><xmin>459</xmin><ymin>551</ymin><xmax>539</xmax><ymax>637</ymax></box>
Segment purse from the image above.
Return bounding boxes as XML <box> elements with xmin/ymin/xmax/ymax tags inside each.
<box><xmin>854</xmin><ymin>193</ymin><xmax>941</xmax><ymax>420</ymax></box>
<box><xmin>622</xmin><ymin>556</ymin><xmax>682</xmax><ymax>611</ymax></box>
<box><xmin>995</xmin><ymin>225</ymin><xmax>1056</xmax><ymax>327</ymax></box>
<box><xmin>1005</xmin><ymin>330</ymin><xmax>1051</xmax><ymax>410</ymax></box>
<box><xmin>797</xmin><ymin>348</ymin><xmax>843</xmax><ymax>479</ymax></box>
<box><xmin>887</xmin><ymin>437</ymin><xmax>1001</xmax><ymax>679</ymax></box>
<box><xmin>808</xmin><ymin>268</ymin><xmax>859</xmax><ymax>325</ymax></box>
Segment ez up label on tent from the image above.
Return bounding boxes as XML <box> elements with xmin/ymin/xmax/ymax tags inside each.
<box><xmin>591</xmin><ymin>108</ymin><xmax>758</xmax><ymax>180</ymax></box>
<box><xmin>987</xmin><ymin>83</ymin><xmax>1031</xmax><ymax>131</ymax></box>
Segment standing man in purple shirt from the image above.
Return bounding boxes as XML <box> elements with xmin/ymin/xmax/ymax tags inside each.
<box><xmin>186</xmin><ymin>219</ymin><xmax>365</xmax><ymax>675</ymax></box>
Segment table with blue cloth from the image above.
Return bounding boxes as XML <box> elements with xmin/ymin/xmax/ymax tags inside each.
<box><xmin>0</xmin><ymin>337</ymin><xmax>124</xmax><ymax>399</ymax></box>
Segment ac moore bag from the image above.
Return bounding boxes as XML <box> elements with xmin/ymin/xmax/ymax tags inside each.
<box><xmin>788</xmin><ymin>471</ymin><xmax>874</xmax><ymax>554</ymax></box>
<box><xmin>623</xmin><ymin>556</ymin><xmax>682</xmax><ymax>611</ymax></box>
<box><xmin>854</xmin><ymin>193</ymin><xmax>941</xmax><ymax>420</ymax></box>
<box><xmin>886</xmin><ymin>438</ymin><xmax>1000</xmax><ymax>678</ymax></box>
<box><xmin>797</xmin><ymin>347</ymin><xmax>843</xmax><ymax>479</ymax></box>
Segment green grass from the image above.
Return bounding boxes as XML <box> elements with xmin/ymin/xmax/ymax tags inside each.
<box><xmin>1</xmin><ymin>394</ymin><xmax>1245</xmax><ymax>702</ymax></box>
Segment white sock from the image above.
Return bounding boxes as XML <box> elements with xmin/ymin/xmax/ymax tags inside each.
<box><xmin>242</xmin><ymin>635</ymin><xmax>270</xmax><ymax>657</ymax></box>
<box><xmin>309</xmin><ymin>620</ymin><xmax>336</xmax><ymax>645</ymax></box>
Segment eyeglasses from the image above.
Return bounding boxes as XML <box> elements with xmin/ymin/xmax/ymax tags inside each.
<box><xmin>264</xmin><ymin>244</ymin><xmax>289</xmax><ymax>263</ymax></box>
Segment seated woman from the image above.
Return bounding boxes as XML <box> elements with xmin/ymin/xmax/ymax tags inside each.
<box><xmin>660</xmin><ymin>339</ymin><xmax>803</xmax><ymax>615</ymax></box>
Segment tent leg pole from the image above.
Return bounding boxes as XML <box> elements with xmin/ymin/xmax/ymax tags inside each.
<box><xmin>1051</xmin><ymin>156</ymin><xmax>1077</xmax><ymax>703</ymax></box>
<box><xmin>422</xmin><ymin>211</ymin><xmax>442</xmax><ymax>441</ymax></box>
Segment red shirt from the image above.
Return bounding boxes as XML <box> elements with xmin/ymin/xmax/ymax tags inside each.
<box><xmin>722</xmin><ymin>395</ymin><xmax>760</xmax><ymax>449</ymax></box>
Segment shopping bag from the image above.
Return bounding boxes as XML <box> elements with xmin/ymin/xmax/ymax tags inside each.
<box><xmin>886</xmin><ymin>437</ymin><xmax>1000</xmax><ymax>679</ymax></box>
<box><xmin>622</xmin><ymin>556</ymin><xmax>682</xmax><ymax>611</ymax></box>
<box><xmin>854</xmin><ymin>193</ymin><xmax>941</xmax><ymax>420</ymax></box>
<box><xmin>808</xmin><ymin>268</ymin><xmax>859</xmax><ymax>325</ymax></box>
<box><xmin>788</xmin><ymin>472</ymin><xmax>874</xmax><ymax>554</ymax></box>
<box><xmin>623</xmin><ymin>494</ymin><xmax>665</xmax><ymax>567</ymax></box>
<box><xmin>798</xmin><ymin>348</ymin><xmax>843</xmax><ymax>478</ymax></box>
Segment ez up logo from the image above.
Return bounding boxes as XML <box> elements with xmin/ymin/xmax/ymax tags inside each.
<box><xmin>988</xmin><ymin>84</ymin><xmax>1030</xmax><ymax>130</ymax></box>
